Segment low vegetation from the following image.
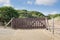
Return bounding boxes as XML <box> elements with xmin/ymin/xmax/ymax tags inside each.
<box><xmin>47</xmin><ymin>14</ymin><xmax>60</xmax><ymax>19</ymax></box>
<box><xmin>0</xmin><ymin>6</ymin><xmax>45</xmax><ymax>24</ymax></box>
<box><xmin>0</xmin><ymin>6</ymin><xmax>60</xmax><ymax>25</ymax></box>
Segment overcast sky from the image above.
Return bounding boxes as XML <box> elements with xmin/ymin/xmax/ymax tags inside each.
<box><xmin>0</xmin><ymin>0</ymin><xmax>60</xmax><ymax>15</ymax></box>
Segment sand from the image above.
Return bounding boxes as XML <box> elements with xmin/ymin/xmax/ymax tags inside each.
<box><xmin>0</xmin><ymin>28</ymin><xmax>60</xmax><ymax>40</ymax></box>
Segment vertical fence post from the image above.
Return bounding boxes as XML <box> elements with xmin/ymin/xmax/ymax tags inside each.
<box><xmin>11</xmin><ymin>20</ymin><xmax>12</xmax><ymax>28</ymax></box>
<box><xmin>45</xmin><ymin>17</ymin><xmax>48</xmax><ymax>30</ymax></box>
<box><xmin>11</xmin><ymin>17</ymin><xmax>14</xmax><ymax>28</ymax></box>
<box><xmin>46</xmin><ymin>18</ymin><xmax>51</xmax><ymax>32</ymax></box>
<box><xmin>52</xmin><ymin>18</ymin><xmax>54</xmax><ymax>34</ymax></box>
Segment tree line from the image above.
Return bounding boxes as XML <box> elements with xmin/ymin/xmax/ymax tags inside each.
<box><xmin>0</xmin><ymin>6</ymin><xmax>45</xmax><ymax>23</ymax></box>
<box><xmin>0</xmin><ymin>6</ymin><xmax>60</xmax><ymax>25</ymax></box>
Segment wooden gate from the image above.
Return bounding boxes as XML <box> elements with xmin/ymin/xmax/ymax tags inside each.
<box><xmin>11</xmin><ymin>18</ymin><xmax>47</xmax><ymax>29</ymax></box>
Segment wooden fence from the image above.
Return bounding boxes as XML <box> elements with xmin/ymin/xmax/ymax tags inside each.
<box><xmin>11</xmin><ymin>18</ymin><xmax>48</xmax><ymax>29</ymax></box>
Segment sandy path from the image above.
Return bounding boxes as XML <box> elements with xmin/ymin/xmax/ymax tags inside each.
<box><xmin>0</xmin><ymin>28</ymin><xmax>60</xmax><ymax>40</ymax></box>
<box><xmin>11</xmin><ymin>29</ymin><xmax>51</xmax><ymax>40</ymax></box>
<box><xmin>0</xmin><ymin>28</ymin><xmax>16</xmax><ymax>40</ymax></box>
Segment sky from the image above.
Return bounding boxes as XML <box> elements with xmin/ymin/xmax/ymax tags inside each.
<box><xmin>0</xmin><ymin>0</ymin><xmax>60</xmax><ymax>15</ymax></box>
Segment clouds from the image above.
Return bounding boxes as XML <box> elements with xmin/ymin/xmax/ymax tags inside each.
<box><xmin>35</xmin><ymin>0</ymin><xmax>57</xmax><ymax>5</ymax></box>
<box><xmin>0</xmin><ymin>0</ymin><xmax>11</xmax><ymax>6</ymax></box>
<box><xmin>49</xmin><ymin>11</ymin><xmax>59</xmax><ymax>14</ymax></box>
<box><xmin>27</xmin><ymin>0</ymin><xmax>58</xmax><ymax>6</ymax></box>
<box><xmin>27</xmin><ymin>1</ymin><xmax>32</xmax><ymax>5</ymax></box>
<box><xmin>0</xmin><ymin>0</ymin><xmax>58</xmax><ymax>6</ymax></box>
<box><xmin>44</xmin><ymin>11</ymin><xmax>59</xmax><ymax>15</ymax></box>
